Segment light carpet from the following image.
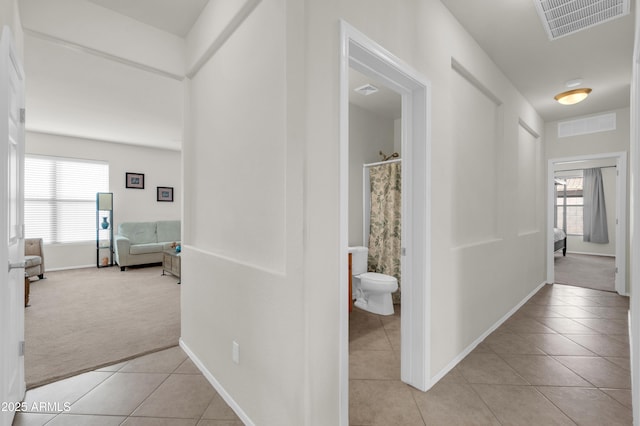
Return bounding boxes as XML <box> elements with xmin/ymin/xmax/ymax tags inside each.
<box><xmin>554</xmin><ymin>252</ymin><xmax>616</xmax><ymax>292</ymax></box>
<box><xmin>25</xmin><ymin>265</ymin><xmax>180</xmax><ymax>388</ymax></box>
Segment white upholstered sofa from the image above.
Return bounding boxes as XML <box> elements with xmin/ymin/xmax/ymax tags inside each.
<box><xmin>114</xmin><ymin>220</ymin><xmax>180</xmax><ymax>271</ymax></box>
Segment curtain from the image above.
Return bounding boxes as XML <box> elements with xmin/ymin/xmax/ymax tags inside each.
<box><xmin>367</xmin><ymin>162</ymin><xmax>402</xmax><ymax>303</ymax></box>
<box><xmin>583</xmin><ymin>168</ymin><xmax>609</xmax><ymax>243</ymax></box>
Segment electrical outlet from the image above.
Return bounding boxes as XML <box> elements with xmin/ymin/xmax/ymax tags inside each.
<box><xmin>232</xmin><ymin>341</ymin><xmax>240</xmax><ymax>364</ymax></box>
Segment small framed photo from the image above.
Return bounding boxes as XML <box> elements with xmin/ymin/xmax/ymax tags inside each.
<box><xmin>157</xmin><ymin>186</ymin><xmax>174</xmax><ymax>202</ymax></box>
<box><xmin>126</xmin><ymin>172</ymin><xmax>145</xmax><ymax>189</ymax></box>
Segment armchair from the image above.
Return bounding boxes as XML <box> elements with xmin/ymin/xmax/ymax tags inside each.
<box><xmin>25</xmin><ymin>238</ymin><xmax>45</xmax><ymax>280</ymax></box>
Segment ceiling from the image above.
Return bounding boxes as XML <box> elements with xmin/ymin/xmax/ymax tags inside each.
<box><xmin>86</xmin><ymin>0</ymin><xmax>209</xmax><ymax>37</ymax></box>
<box><xmin>440</xmin><ymin>0</ymin><xmax>635</xmax><ymax>122</ymax></box>
<box><xmin>21</xmin><ymin>0</ymin><xmax>636</xmax><ymax>151</ymax></box>
<box><xmin>349</xmin><ymin>68</ymin><xmax>402</xmax><ymax>121</ymax></box>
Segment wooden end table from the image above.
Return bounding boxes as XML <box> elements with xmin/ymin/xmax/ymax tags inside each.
<box><xmin>162</xmin><ymin>250</ymin><xmax>181</xmax><ymax>284</ymax></box>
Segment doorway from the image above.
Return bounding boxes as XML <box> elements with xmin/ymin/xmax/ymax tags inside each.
<box><xmin>347</xmin><ymin>64</ymin><xmax>403</xmax><ymax>386</ymax></box>
<box><xmin>339</xmin><ymin>21</ymin><xmax>432</xmax><ymax>424</ymax></box>
<box><xmin>546</xmin><ymin>152</ymin><xmax>627</xmax><ymax>295</ymax></box>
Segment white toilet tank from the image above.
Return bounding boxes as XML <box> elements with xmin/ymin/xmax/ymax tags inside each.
<box><xmin>348</xmin><ymin>246</ymin><xmax>368</xmax><ymax>275</ymax></box>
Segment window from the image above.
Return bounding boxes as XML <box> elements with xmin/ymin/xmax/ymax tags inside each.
<box><xmin>555</xmin><ymin>175</ymin><xmax>583</xmax><ymax>235</ymax></box>
<box><xmin>25</xmin><ymin>155</ymin><xmax>109</xmax><ymax>244</ymax></box>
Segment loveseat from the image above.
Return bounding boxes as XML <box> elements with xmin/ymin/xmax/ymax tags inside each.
<box><xmin>114</xmin><ymin>220</ymin><xmax>180</xmax><ymax>271</ymax></box>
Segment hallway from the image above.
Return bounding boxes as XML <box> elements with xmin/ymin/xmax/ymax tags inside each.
<box><xmin>349</xmin><ymin>283</ymin><xmax>631</xmax><ymax>425</ymax></box>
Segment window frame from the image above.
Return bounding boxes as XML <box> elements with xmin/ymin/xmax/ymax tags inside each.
<box><xmin>554</xmin><ymin>174</ymin><xmax>584</xmax><ymax>236</ymax></box>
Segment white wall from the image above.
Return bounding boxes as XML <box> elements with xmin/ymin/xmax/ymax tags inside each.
<box><xmin>19</xmin><ymin>0</ymin><xmax>185</xmax><ymax>76</ymax></box>
<box><xmin>182</xmin><ymin>0</ymin><xmax>305</xmax><ymax>424</ymax></box>
<box><xmin>183</xmin><ymin>0</ymin><xmax>546</xmax><ymax>424</ymax></box>
<box><xmin>545</xmin><ymin>109</ymin><xmax>630</xmax><ymax>158</ymax></box>
<box><xmin>304</xmin><ymin>2</ymin><xmax>545</xmax><ymax>422</ymax></box>
<box><xmin>19</xmin><ymin>0</ymin><xmax>185</xmax><ymax>150</ymax></box>
<box><xmin>348</xmin><ymin>103</ymin><xmax>395</xmax><ymax>246</ymax></box>
<box><xmin>630</xmin><ymin>3</ymin><xmax>640</xmax><ymax>421</ymax></box>
<box><xmin>26</xmin><ymin>131</ymin><xmax>181</xmax><ymax>270</ymax></box>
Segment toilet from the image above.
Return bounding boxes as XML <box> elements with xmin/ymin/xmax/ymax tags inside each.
<box><xmin>348</xmin><ymin>246</ymin><xmax>398</xmax><ymax>316</ymax></box>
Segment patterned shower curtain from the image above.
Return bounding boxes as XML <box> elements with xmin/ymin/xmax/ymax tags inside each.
<box><xmin>367</xmin><ymin>161</ymin><xmax>402</xmax><ymax>304</ymax></box>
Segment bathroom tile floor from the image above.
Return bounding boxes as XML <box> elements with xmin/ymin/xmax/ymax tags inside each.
<box><xmin>349</xmin><ymin>283</ymin><xmax>632</xmax><ymax>425</ymax></box>
<box><xmin>13</xmin><ymin>346</ymin><xmax>243</xmax><ymax>426</ymax></box>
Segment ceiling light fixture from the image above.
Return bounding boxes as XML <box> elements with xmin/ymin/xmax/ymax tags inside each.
<box><xmin>554</xmin><ymin>88</ymin><xmax>592</xmax><ymax>105</ymax></box>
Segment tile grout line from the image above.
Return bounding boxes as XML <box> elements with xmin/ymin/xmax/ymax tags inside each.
<box><xmin>527</xmin><ymin>292</ymin><xmax>628</xmax><ymax>423</ymax></box>
<box><xmin>36</xmin><ymin>370</ymin><xmax>120</xmax><ymax>424</ymax></box>
<box><xmin>118</xmin><ymin>370</ymin><xmax>175</xmax><ymax>422</ymax></box>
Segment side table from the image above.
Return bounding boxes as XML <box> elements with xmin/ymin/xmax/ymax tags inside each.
<box><xmin>162</xmin><ymin>250</ymin><xmax>181</xmax><ymax>284</ymax></box>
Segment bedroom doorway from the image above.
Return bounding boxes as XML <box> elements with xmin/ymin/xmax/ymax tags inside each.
<box><xmin>339</xmin><ymin>20</ymin><xmax>432</xmax><ymax>424</ymax></box>
<box><xmin>547</xmin><ymin>152</ymin><xmax>627</xmax><ymax>295</ymax></box>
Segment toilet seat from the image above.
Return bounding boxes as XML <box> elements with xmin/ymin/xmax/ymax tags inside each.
<box><xmin>359</xmin><ymin>272</ymin><xmax>397</xmax><ymax>284</ymax></box>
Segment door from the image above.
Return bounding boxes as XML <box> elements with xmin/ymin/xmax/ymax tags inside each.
<box><xmin>0</xmin><ymin>25</ymin><xmax>26</xmax><ymax>426</ymax></box>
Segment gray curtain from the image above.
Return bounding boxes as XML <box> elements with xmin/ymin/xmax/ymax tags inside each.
<box><xmin>583</xmin><ymin>168</ymin><xmax>609</xmax><ymax>243</ymax></box>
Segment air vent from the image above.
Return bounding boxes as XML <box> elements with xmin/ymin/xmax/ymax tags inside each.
<box><xmin>557</xmin><ymin>112</ymin><xmax>616</xmax><ymax>138</ymax></box>
<box><xmin>354</xmin><ymin>84</ymin><xmax>379</xmax><ymax>96</ymax></box>
<box><xmin>534</xmin><ymin>0</ymin><xmax>630</xmax><ymax>40</ymax></box>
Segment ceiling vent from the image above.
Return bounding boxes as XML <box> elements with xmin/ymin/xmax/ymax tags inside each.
<box><xmin>533</xmin><ymin>0</ymin><xmax>630</xmax><ymax>40</ymax></box>
<box><xmin>557</xmin><ymin>112</ymin><xmax>616</xmax><ymax>138</ymax></box>
<box><xmin>354</xmin><ymin>84</ymin><xmax>379</xmax><ymax>96</ymax></box>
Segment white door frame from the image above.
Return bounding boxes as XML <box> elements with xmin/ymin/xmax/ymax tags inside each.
<box><xmin>546</xmin><ymin>152</ymin><xmax>627</xmax><ymax>295</ymax></box>
<box><xmin>630</xmin><ymin>8</ymin><xmax>640</xmax><ymax>423</ymax></box>
<box><xmin>339</xmin><ymin>21</ymin><xmax>432</xmax><ymax>424</ymax></box>
<box><xmin>0</xmin><ymin>25</ymin><xmax>26</xmax><ymax>426</ymax></box>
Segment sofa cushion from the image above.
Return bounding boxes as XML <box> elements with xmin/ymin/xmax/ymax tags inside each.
<box><xmin>119</xmin><ymin>222</ymin><xmax>157</xmax><ymax>245</ymax></box>
<box><xmin>157</xmin><ymin>220</ymin><xmax>180</xmax><ymax>243</ymax></box>
<box><xmin>24</xmin><ymin>255</ymin><xmax>42</xmax><ymax>268</ymax></box>
<box><xmin>129</xmin><ymin>243</ymin><xmax>164</xmax><ymax>255</ymax></box>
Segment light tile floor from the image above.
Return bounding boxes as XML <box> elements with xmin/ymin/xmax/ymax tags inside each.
<box><xmin>13</xmin><ymin>283</ymin><xmax>632</xmax><ymax>425</ymax></box>
<box><xmin>349</xmin><ymin>283</ymin><xmax>632</xmax><ymax>425</ymax></box>
<box><xmin>13</xmin><ymin>346</ymin><xmax>242</xmax><ymax>426</ymax></box>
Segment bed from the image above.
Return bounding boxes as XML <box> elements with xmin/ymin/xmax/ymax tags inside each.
<box><xmin>554</xmin><ymin>227</ymin><xmax>567</xmax><ymax>256</ymax></box>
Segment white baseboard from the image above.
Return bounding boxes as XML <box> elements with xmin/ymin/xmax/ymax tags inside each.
<box><xmin>45</xmin><ymin>264</ymin><xmax>95</xmax><ymax>272</ymax></box>
<box><xmin>429</xmin><ymin>281</ymin><xmax>548</xmax><ymax>385</ymax></box>
<box><xmin>565</xmin><ymin>250</ymin><xmax>615</xmax><ymax>258</ymax></box>
<box><xmin>179</xmin><ymin>338</ymin><xmax>254</xmax><ymax>426</ymax></box>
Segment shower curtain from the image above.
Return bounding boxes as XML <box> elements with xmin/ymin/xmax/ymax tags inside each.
<box><xmin>367</xmin><ymin>161</ymin><xmax>402</xmax><ymax>304</ymax></box>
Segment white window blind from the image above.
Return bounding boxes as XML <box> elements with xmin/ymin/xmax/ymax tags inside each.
<box><xmin>25</xmin><ymin>155</ymin><xmax>108</xmax><ymax>244</ymax></box>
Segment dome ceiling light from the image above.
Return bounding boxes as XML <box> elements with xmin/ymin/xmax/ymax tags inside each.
<box><xmin>554</xmin><ymin>88</ymin><xmax>592</xmax><ymax>105</ymax></box>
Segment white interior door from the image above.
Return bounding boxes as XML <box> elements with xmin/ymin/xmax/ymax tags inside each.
<box><xmin>0</xmin><ymin>25</ymin><xmax>26</xmax><ymax>426</ymax></box>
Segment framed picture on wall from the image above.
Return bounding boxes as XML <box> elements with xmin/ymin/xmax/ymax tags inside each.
<box><xmin>157</xmin><ymin>186</ymin><xmax>174</xmax><ymax>202</ymax></box>
<box><xmin>126</xmin><ymin>172</ymin><xmax>145</xmax><ymax>189</ymax></box>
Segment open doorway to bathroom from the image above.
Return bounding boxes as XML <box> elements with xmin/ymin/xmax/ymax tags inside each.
<box><xmin>347</xmin><ymin>66</ymin><xmax>403</xmax><ymax>384</ymax></box>
<box><xmin>547</xmin><ymin>152</ymin><xmax>627</xmax><ymax>296</ymax></box>
<box><xmin>339</xmin><ymin>21</ymin><xmax>433</xmax><ymax>424</ymax></box>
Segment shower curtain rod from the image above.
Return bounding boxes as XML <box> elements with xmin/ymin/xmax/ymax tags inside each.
<box><xmin>555</xmin><ymin>165</ymin><xmax>616</xmax><ymax>173</ymax></box>
<box><xmin>363</xmin><ymin>158</ymin><xmax>402</xmax><ymax>168</ymax></box>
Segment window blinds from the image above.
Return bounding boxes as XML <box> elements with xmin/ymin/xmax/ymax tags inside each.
<box><xmin>24</xmin><ymin>155</ymin><xmax>109</xmax><ymax>244</ymax></box>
